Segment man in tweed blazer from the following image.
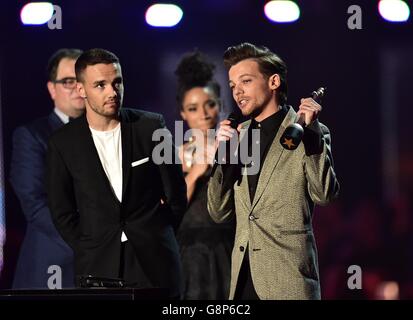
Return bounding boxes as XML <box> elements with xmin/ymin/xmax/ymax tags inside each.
<box><xmin>207</xmin><ymin>43</ymin><xmax>339</xmax><ymax>300</ymax></box>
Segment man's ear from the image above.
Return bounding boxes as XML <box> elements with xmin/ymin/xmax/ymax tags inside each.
<box><xmin>77</xmin><ymin>82</ymin><xmax>86</xmax><ymax>99</ymax></box>
<box><xmin>268</xmin><ymin>74</ymin><xmax>280</xmax><ymax>90</ymax></box>
<box><xmin>47</xmin><ymin>81</ymin><xmax>56</xmax><ymax>100</ymax></box>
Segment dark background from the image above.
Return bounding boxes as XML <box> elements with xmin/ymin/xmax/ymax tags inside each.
<box><xmin>0</xmin><ymin>0</ymin><xmax>412</xmax><ymax>299</ymax></box>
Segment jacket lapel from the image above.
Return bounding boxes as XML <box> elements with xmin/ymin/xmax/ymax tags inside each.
<box><xmin>250</xmin><ymin>107</ymin><xmax>296</xmax><ymax>210</ymax></box>
<box><xmin>79</xmin><ymin>115</ymin><xmax>122</xmax><ymax>204</ymax></box>
<box><xmin>48</xmin><ymin>111</ymin><xmax>65</xmax><ymax>130</ymax></box>
<box><xmin>237</xmin><ymin>120</ymin><xmax>253</xmax><ymax>208</ymax></box>
<box><xmin>121</xmin><ymin>120</ymin><xmax>132</xmax><ymax>201</ymax></box>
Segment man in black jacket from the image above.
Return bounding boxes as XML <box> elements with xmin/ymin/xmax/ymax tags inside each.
<box><xmin>47</xmin><ymin>48</ymin><xmax>187</xmax><ymax>298</ymax></box>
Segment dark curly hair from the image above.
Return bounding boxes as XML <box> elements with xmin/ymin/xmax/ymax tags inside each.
<box><xmin>175</xmin><ymin>50</ymin><xmax>221</xmax><ymax>110</ymax></box>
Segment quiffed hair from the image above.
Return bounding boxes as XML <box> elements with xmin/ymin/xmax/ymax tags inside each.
<box><xmin>75</xmin><ymin>48</ymin><xmax>119</xmax><ymax>82</ymax></box>
<box><xmin>223</xmin><ymin>42</ymin><xmax>288</xmax><ymax>105</ymax></box>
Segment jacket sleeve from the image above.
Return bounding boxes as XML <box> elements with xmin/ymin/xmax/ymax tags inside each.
<box><xmin>207</xmin><ymin>164</ymin><xmax>236</xmax><ymax>223</ymax></box>
<box><xmin>46</xmin><ymin>136</ymin><xmax>80</xmax><ymax>249</ymax></box>
<box><xmin>9</xmin><ymin>126</ymin><xmax>63</xmax><ymax>240</ymax></box>
<box><xmin>303</xmin><ymin>120</ymin><xmax>340</xmax><ymax>206</ymax></box>
<box><xmin>155</xmin><ymin>115</ymin><xmax>187</xmax><ymax>229</ymax></box>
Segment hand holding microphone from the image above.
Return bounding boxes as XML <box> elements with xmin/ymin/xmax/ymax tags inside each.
<box><xmin>280</xmin><ymin>87</ymin><xmax>326</xmax><ymax>150</ymax></box>
<box><xmin>210</xmin><ymin>111</ymin><xmax>242</xmax><ymax>176</ymax></box>
<box><xmin>215</xmin><ymin>120</ymin><xmax>238</xmax><ymax>144</ymax></box>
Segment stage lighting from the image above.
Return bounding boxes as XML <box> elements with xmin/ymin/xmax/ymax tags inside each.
<box><xmin>378</xmin><ymin>0</ymin><xmax>410</xmax><ymax>22</ymax></box>
<box><xmin>264</xmin><ymin>0</ymin><xmax>300</xmax><ymax>23</ymax></box>
<box><xmin>20</xmin><ymin>2</ymin><xmax>54</xmax><ymax>25</ymax></box>
<box><xmin>145</xmin><ymin>4</ymin><xmax>183</xmax><ymax>27</ymax></box>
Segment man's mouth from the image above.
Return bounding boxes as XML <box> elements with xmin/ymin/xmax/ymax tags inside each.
<box><xmin>238</xmin><ymin>98</ymin><xmax>248</xmax><ymax>108</ymax></box>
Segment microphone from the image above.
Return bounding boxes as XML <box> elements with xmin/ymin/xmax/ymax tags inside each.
<box><xmin>280</xmin><ymin>87</ymin><xmax>326</xmax><ymax>150</ymax></box>
<box><xmin>227</xmin><ymin>111</ymin><xmax>242</xmax><ymax>130</ymax></box>
<box><xmin>210</xmin><ymin>110</ymin><xmax>242</xmax><ymax>177</ymax></box>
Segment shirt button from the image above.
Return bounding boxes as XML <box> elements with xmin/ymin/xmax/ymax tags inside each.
<box><xmin>239</xmin><ymin>246</ymin><xmax>245</xmax><ymax>252</ymax></box>
<box><xmin>249</xmin><ymin>215</ymin><xmax>255</xmax><ymax>221</ymax></box>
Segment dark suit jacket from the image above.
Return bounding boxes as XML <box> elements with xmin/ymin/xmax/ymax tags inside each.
<box><xmin>46</xmin><ymin>108</ymin><xmax>187</xmax><ymax>297</ymax></box>
<box><xmin>9</xmin><ymin>112</ymin><xmax>74</xmax><ymax>289</ymax></box>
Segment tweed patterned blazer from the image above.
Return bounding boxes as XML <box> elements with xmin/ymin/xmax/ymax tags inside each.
<box><xmin>207</xmin><ymin>106</ymin><xmax>339</xmax><ymax>300</ymax></box>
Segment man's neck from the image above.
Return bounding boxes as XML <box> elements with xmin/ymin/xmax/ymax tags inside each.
<box><xmin>254</xmin><ymin>102</ymin><xmax>281</xmax><ymax>122</ymax></box>
<box><xmin>55</xmin><ymin>106</ymin><xmax>83</xmax><ymax>119</ymax></box>
<box><xmin>86</xmin><ymin>112</ymin><xmax>120</xmax><ymax>131</ymax></box>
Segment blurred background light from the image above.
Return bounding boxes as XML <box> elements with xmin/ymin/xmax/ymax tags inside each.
<box><xmin>20</xmin><ymin>2</ymin><xmax>54</xmax><ymax>25</ymax></box>
<box><xmin>264</xmin><ymin>0</ymin><xmax>300</xmax><ymax>23</ymax></box>
<box><xmin>145</xmin><ymin>4</ymin><xmax>183</xmax><ymax>27</ymax></box>
<box><xmin>378</xmin><ymin>0</ymin><xmax>410</xmax><ymax>22</ymax></box>
<box><xmin>376</xmin><ymin>281</ymin><xmax>400</xmax><ymax>300</ymax></box>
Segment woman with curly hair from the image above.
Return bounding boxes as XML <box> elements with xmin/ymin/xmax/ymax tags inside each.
<box><xmin>175</xmin><ymin>51</ymin><xmax>235</xmax><ymax>300</ymax></box>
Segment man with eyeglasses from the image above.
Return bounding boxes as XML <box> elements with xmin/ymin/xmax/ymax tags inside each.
<box><xmin>9</xmin><ymin>48</ymin><xmax>85</xmax><ymax>289</ymax></box>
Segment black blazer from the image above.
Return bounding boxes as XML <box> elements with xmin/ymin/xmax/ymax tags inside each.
<box><xmin>46</xmin><ymin>108</ymin><xmax>187</xmax><ymax>297</ymax></box>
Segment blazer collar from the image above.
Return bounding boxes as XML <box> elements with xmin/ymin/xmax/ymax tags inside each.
<box><xmin>77</xmin><ymin>114</ymin><xmax>132</xmax><ymax>204</ymax></box>
<box><xmin>250</xmin><ymin>106</ymin><xmax>296</xmax><ymax>209</ymax></box>
<box><xmin>48</xmin><ymin>111</ymin><xmax>65</xmax><ymax>131</ymax></box>
<box><xmin>237</xmin><ymin>106</ymin><xmax>297</xmax><ymax>209</ymax></box>
<box><xmin>120</xmin><ymin>120</ymin><xmax>132</xmax><ymax>200</ymax></box>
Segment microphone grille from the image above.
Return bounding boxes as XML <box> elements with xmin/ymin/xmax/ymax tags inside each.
<box><xmin>227</xmin><ymin>110</ymin><xmax>242</xmax><ymax>129</ymax></box>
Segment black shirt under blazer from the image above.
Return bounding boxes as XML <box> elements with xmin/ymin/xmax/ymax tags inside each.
<box><xmin>47</xmin><ymin>108</ymin><xmax>187</xmax><ymax>297</ymax></box>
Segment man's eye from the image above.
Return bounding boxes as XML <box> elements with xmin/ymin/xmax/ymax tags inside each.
<box><xmin>242</xmin><ymin>79</ymin><xmax>251</xmax><ymax>84</ymax></box>
<box><xmin>188</xmin><ymin>108</ymin><xmax>196</xmax><ymax>112</ymax></box>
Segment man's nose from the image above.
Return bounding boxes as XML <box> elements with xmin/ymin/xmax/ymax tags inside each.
<box><xmin>234</xmin><ymin>84</ymin><xmax>243</xmax><ymax>96</ymax></box>
<box><xmin>71</xmin><ymin>89</ymin><xmax>81</xmax><ymax>97</ymax></box>
<box><xmin>110</xmin><ymin>86</ymin><xmax>118</xmax><ymax>97</ymax></box>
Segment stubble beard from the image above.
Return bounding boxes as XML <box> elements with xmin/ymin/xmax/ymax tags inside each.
<box><xmin>88</xmin><ymin>100</ymin><xmax>120</xmax><ymax>118</ymax></box>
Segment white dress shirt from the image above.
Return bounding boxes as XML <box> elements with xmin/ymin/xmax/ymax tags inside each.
<box><xmin>89</xmin><ymin>123</ymin><xmax>127</xmax><ymax>242</ymax></box>
<box><xmin>54</xmin><ymin>107</ymin><xmax>69</xmax><ymax>124</ymax></box>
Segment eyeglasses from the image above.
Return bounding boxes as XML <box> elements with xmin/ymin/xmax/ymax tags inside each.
<box><xmin>54</xmin><ymin>77</ymin><xmax>77</xmax><ymax>89</ymax></box>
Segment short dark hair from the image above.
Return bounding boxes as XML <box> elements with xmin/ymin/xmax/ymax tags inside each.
<box><xmin>46</xmin><ymin>48</ymin><xmax>83</xmax><ymax>82</ymax></box>
<box><xmin>223</xmin><ymin>42</ymin><xmax>288</xmax><ymax>106</ymax></box>
<box><xmin>175</xmin><ymin>50</ymin><xmax>221</xmax><ymax>110</ymax></box>
<box><xmin>75</xmin><ymin>48</ymin><xmax>120</xmax><ymax>82</ymax></box>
